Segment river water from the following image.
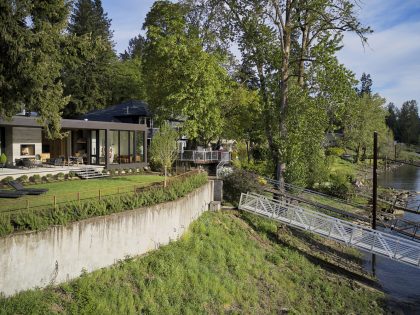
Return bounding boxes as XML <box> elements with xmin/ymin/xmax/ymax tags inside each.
<box><xmin>364</xmin><ymin>165</ymin><xmax>420</xmax><ymax>312</ymax></box>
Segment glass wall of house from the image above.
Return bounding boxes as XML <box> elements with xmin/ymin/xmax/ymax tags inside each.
<box><xmin>109</xmin><ymin>130</ymin><xmax>144</xmax><ymax>165</ymax></box>
<box><xmin>136</xmin><ymin>131</ymin><xmax>145</xmax><ymax>162</ymax></box>
<box><xmin>0</xmin><ymin>127</ymin><xmax>4</xmax><ymax>155</ymax></box>
<box><xmin>90</xmin><ymin>129</ymin><xmax>106</xmax><ymax>165</ymax></box>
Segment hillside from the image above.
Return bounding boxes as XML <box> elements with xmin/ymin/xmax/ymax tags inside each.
<box><xmin>0</xmin><ymin>211</ymin><xmax>385</xmax><ymax>314</ymax></box>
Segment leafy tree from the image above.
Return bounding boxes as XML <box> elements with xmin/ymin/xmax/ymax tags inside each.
<box><xmin>341</xmin><ymin>94</ymin><xmax>388</xmax><ymax>162</ymax></box>
<box><xmin>399</xmin><ymin>100</ymin><xmax>420</xmax><ymax>145</ymax></box>
<box><xmin>185</xmin><ymin>0</ymin><xmax>371</xmax><ymax>185</ymax></box>
<box><xmin>142</xmin><ymin>1</ymin><xmax>227</xmax><ymax>144</ymax></box>
<box><xmin>150</xmin><ymin>122</ymin><xmax>178</xmax><ymax>187</ymax></box>
<box><xmin>110</xmin><ymin>58</ymin><xmax>146</xmax><ymax>104</ymax></box>
<box><xmin>0</xmin><ymin>0</ymin><xmax>70</xmax><ymax>138</ymax></box>
<box><xmin>63</xmin><ymin>0</ymin><xmax>116</xmax><ymax>117</ymax></box>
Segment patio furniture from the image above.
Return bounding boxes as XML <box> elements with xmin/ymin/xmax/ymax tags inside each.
<box><xmin>22</xmin><ymin>158</ymin><xmax>35</xmax><ymax>169</ymax></box>
<box><xmin>33</xmin><ymin>154</ymin><xmax>43</xmax><ymax>167</ymax></box>
<box><xmin>0</xmin><ymin>189</ymin><xmax>28</xmax><ymax>198</ymax></box>
<box><xmin>15</xmin><ymin>158</ymin><xmax>24</xmax><ymax>168</ymax></box>
<box><xmin>8</xmin><ymin>180</ymin><xmax>48</xmax><ymax>195</ymax></box>
<box><xmin>46</xmin><ymin>157</ymin><xmax>64</xmax><ymax>166</ymax></box>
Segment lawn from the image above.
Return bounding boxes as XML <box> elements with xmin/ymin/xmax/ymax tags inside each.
<box><xmin>0</xmin><ymin>175</ymin><xmax>163</xmax><ymax>213</ymax></box>
<box><xmin>0</xmin><ymin>211</ymin><xmax>386</xmax><ymax>314</ymax></box>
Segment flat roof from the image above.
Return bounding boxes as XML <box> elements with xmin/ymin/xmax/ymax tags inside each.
<box><xmin>0</xmin><ymin>116</ymin><xmax>147</xmax><ymax>131</ymax></box>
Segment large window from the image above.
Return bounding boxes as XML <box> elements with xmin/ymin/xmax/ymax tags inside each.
<box><xmin>0</xmin><ymin>128</ymin><xmax>4</xmax><ymax>155</ymax></box>
<box><xmin>136</xmin><ymin>131</ymin><xmax>145</xmax><ymax>162</ymax></box>
<box><xmin>109</xmin><ymin>130</ymin><xmax>119</xmax><ymax>164</ymax></box>
<box><xmin>109</xmin><ymin>130</ymin><xmax>139</xmax><ymax>164</ymax></box>
<box><xmin>99</xmin><ymin>130</ymin><xmax>106</xmax><ymax>165</ymax></box>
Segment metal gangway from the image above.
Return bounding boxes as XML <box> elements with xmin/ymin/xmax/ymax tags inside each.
<box><xmin>239</xmin><ymin>192</ymin><xmax>420</xmax><ymax>268</ymax></box>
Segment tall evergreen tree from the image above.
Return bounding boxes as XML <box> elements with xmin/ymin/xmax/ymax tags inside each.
<box><xmin>63</xmin><ymin>0</ymin><xmax>116</xmax><ymax>117</ymax></box>
<box><xmin>358</xmin><ymin>73</ymin><xmax>372</xmax><ymax>96</ymax></box>
<box><xmin>120</xmin><ymin>34</ymin><xmax>146</xmax><ymax>60</ymax></box>
<box><xmin>0</xmin><ymin>0</ymin><xmax>70</xmax><ymax>138</ymax></box>
<box><xmin>385</xmin><ymin>103</ymin><xmax>400</xmax><ymax>141</ymax></box>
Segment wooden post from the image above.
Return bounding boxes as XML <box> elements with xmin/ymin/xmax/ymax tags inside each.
<box><xmin>99</xmin><ymin>189</ymin><xmax>101</xmax><ymax>200</ymax></box>
<box><xmin>77</xmin><ymin>192</ymin><xmax>80</xmax><ymax>202</ymax></box>
<box><xmin>53</xmin><ymin>195</ymin><xmax>57</xmax><ymax>207</ymax></box>
<box><xmin>26</xmin><ymin>199</ymin><xmax>29</xmax><ymax>210</ymax></box>
<box><xmin>372</xmin><ymin>131</ymin><xmax>378</xmax><ymax>230</ymax></box>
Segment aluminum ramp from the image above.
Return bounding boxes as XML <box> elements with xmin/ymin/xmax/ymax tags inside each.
<box><xmin>239</xmin><ymin>192</ymin><xmax>420</xmax><ymax>268</ymax></box>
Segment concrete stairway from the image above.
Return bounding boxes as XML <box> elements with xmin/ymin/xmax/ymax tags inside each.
<box><xmin>76</xmin><ymin>168</ymin><xmax>109</xmax><ymax>179</ymax></box>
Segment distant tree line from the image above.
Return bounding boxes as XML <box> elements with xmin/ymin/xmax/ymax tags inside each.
<box><xmin>386</xmin><ymin>101</ymin><xmax>420</xmax><ymax>145</ymax></box>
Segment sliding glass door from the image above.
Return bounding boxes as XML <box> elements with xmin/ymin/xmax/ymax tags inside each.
<box><xmin>90</xmin><ymin>130</ymin><xmax>106</xmax><ymax>165</ymax></box>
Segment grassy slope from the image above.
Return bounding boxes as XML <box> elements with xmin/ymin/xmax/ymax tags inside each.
<box><xmin>0</xmin><ymin>211</ymin><xmax>385</xmax><ymax>314</ymax></box>
<box><xmin>0</xmin><ymin>175</ymin><xmax>163</xmax><ymax>212</ymax></box>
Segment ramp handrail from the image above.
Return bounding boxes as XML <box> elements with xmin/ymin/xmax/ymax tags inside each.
<box><xmin>239</xmin><ymin>192</ymin><xmax>420</xmax><ymax>268</ymax></box>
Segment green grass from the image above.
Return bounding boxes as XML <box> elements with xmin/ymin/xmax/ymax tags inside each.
<box><xmin>0</xmin><ymin>175</ymin><xmax>163</xmax><ymax>213</ymax></box>
<box><xmin>328</xmin><ymin>156</ymin><xmax>357</xmax><ymax>177</ymax></box>
<box><xmin>0</xmin><ymin>211</ymin><xmax>386</xmax><ymax>314</ymax></box>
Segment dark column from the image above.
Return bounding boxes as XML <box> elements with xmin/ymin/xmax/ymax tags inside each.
<box><xmin>105</xmin><ymin>129</ymin><xmax>110</xmax><ymax>169</ymax></box>
<box><xmin>372</xmin><ymin>131</ymin><xmax>378</xmax><ymax>230</ymax></box>
<box><xmin>143</xmin><ymin>131</ymin><xmax>148</xmax><ymax>164</ymax></box>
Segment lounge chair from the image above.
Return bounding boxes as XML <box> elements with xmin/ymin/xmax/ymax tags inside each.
<box><xmin>9</xmin><ymin>180</ymin><xmax>48</xmax><ymax>195</ymax></box>
<box><xmin>0</xmin><ymin>189</ymin><xmax>28</xmax><ymax>198</ymax></box>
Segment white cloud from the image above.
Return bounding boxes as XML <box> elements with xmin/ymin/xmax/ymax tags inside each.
<box><xmin>337</xmin><ymin>20</ymin><xmax>420</xmax><ymax>106</ymax></box>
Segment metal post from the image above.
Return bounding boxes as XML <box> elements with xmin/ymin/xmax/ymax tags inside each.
<box><xmin>372</xmin><ymin>131</ymin><xmax>378</xmax><ymax>230</ymax></box>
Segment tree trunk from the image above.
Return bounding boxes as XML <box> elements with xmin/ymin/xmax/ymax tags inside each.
<box><xmin>164</xmin><ymin>165</ymin><xmax>167</xmax><ymax>188</ymax></box>
<box><xmin>277</xmin><ymin>0</ymin><xmax>292</xmax><ymax>188</ymax></box>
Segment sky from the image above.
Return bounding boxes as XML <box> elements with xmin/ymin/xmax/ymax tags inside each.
<box><xmin>103</xmin><ymin>0</ymin><xmax>420</xmax><ymax>107</ymax></box>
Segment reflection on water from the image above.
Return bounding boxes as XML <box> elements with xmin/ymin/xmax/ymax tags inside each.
<box><xmin>368</xmin><ymin>165</ymin><xmax>420</xmax><ymax>311</ymax></box>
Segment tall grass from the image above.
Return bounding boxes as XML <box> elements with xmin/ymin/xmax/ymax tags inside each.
<box><xmin>0</xmin><ymin>211</ymin><xmax>385</xmax><ymax>314</ymax></box>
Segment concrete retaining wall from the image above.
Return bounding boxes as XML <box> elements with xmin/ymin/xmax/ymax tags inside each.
<box><xmin>0</xmin><ymin>181</ymin><xmax>214</xmax><ymax>297</ymax></box>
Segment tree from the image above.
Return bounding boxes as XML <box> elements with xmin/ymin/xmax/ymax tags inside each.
<box><xmin>399</xmin><ymin>100</ymin><xmax>420</xmax><ymax>145</ymax></box>
<box><xmin>150</xmin><ymin>122</ymin><xmax>178</xmax><ymax>187</ymax></box>
<box><xmin>142</xmin><ymin>1</ymin><xmax>227</xmax><ymax>144</ymax></box>
<box><xmin>120</xmin><ymin>34</ymin><xmax>146</xmax><ymax>60</ymax></box>
<box><xmin>341</xmin><ymin>94</ymin><xmax>388</xmax><ymax>162</ymax></box>
<box><xmin>63</xmin><ymin>0</ymin><xmax>116</xmax><ymax>117</ymax></box>
<box><xmin>358</xmin><ymin>73</ymin><xmax>372</xmax><ymax>96</ymax></box>
<box><xmin>0</xmin><ymin>0</ymin><xmax>70</xmax><ymax>138</ymax></box>
<box><xmin>184</xmin><ymin>0</ymin><xmax>371</xmax><ymax>185</ymax></box>
<box><xmin>109</xmin><ymin>58</ymin><xmax>146</xmax><ymax>104</ymax></box>
<box><xmin>385</xmin><ymin>103</ymin><xmax>400</xmax><ymax>141</ymax></box>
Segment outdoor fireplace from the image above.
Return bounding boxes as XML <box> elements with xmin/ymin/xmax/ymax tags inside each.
<box><xmin>21</xmin><ymin>144</ymin><xmax>35</xmax><ymax>156</ymax></box>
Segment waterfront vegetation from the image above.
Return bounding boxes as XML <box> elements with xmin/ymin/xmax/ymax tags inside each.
<box><xmin>0</xmin><ymin>172</ymin><xmax>207</xmax><ymax>237</ymax></box>
<box><xmin>0</xmin><ymin>211</ymin><xmax>385</xmax><ymax>314</ymax></box>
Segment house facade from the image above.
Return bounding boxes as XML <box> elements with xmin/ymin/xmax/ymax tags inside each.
<box><xmin>0</xmin><ymin>115</ymin><xmax>148</xmax><ymax>170</ymax></box>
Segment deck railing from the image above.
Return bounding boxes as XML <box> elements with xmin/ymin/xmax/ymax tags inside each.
<box><xmin>178</xmin><ymin>150</ymin><xmax>230</xmax><ymax>163</ymax></box>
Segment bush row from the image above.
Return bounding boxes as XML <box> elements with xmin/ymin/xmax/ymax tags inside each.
<box><xmin>0</xmin><ymin>172</ymin><xmax>208</xmax><ymax>237</ymax></box>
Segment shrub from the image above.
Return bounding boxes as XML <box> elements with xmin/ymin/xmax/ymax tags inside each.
<box><xmin>326</xmin><ymin>147</ymin><xmax>345</xmax><ymax>157</ymax></box>
<box><xmin>55</xmin><ymin>173</ymin><xmax>65</xmax><ymax>181</ymax></box>
<box><xmin>102</xmin><ymin>169</ymin><xmax>108</xmax><ymax>174</ymax></box>
<box><xmin>68</xmin><ymin>171</ymin><xmax>76</xmax><ymax>178</ymax></box>
<box><xmin>1</xmin><ymin>176</ymin><xmax>14</xmax><ymax>184</ymax></box>
<box><xmin>41</xmin><ymin>176</ymin><xmax>48</xmax><ymax>183</ymax></box>
<box><xmin>0</xmin><ymin>153</ymin><xmax>7</xmax><ymax>166</ymax></box>
<box><xmin>17</xmin><ymin>175</ymin><xmax>29</xmax><ymax>183</ymax></box>
<box><xmin>30</xmin><ymin>174</ymin><xmax>41</xmax><ymax>183</ymax></box>
<box><xmin>319</xmin><ymin>173</ymin><xmax>354</xmax><ymax>200</ymax></box>
<box><xmin>223</xmin><ymin>169</ymin><xmax>263</xmax><ymax>207</ymax></box>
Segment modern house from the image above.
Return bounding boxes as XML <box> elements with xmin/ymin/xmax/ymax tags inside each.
<box><xmin>0</xmin><ymin>112</ymin><xmax>148</xmax><ymax>170</ymax></box>
<box><xmin>81</xmin><ymin>99</ymin><xmax>187</xmax><ymax>151</ymax></box>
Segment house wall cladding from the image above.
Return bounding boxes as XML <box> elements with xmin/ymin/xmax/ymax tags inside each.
<box><xmin>12</xmin><ymin>127</ymin><xmax>42</xmax><ymax>161</ymax></box>
<box><xmin>0</xmin><ymin>181</ymin><xmax>214</xmax><ymax>297</ymax></box>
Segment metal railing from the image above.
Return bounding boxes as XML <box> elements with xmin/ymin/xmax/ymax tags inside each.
<box><xmin>178</xmin><ymin>150</ymin><xmax>230</xmax><ymax>163</ymax></box>
<box><xmin>239</xmin><ymin>192</ymin><xmax>420</xmax><ymax>268</ymax></box>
